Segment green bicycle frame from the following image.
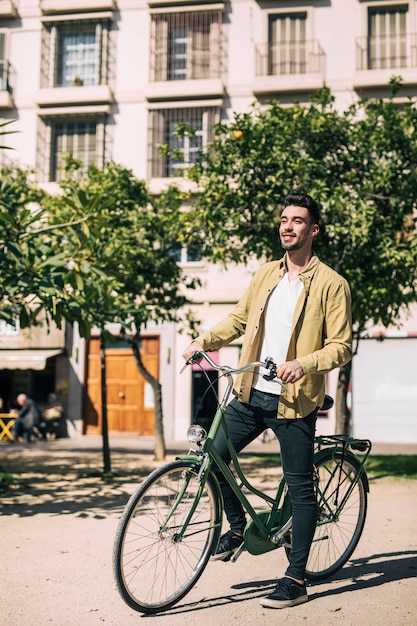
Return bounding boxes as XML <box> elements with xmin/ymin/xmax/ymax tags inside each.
<box><xmin>199</xmin><ymin>405</ymin><xmax>285</xmax><ymax>541</ymax></box>
<box><xmin>171</xmin><ymin>358</ymin><xmax>372</xmax><ymax>555</ymax></box>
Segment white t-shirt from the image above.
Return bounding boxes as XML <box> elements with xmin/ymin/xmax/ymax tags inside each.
<box><xmin>253</xmin><ymin>273</ymin><xmax>303</xmax><ymax>395</ymax></box>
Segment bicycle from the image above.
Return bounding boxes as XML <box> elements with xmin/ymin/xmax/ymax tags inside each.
<box><xmin>113</xmin><ymin>351</ymin><xmax>371</xmax><ymax>614</ymax></box>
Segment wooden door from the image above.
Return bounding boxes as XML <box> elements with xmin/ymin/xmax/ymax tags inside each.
<box><xmin>83</xmin><ymin>337</ymin><xmax>159</xmax><ymax>435</ymax></box>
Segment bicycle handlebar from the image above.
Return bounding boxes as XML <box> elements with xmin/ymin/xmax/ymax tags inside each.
<box><xmin>181</xmin><ymin>350</ymin><xmax>289</xmax><ymax>392</ymax></box>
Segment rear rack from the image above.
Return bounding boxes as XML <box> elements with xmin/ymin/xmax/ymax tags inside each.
<box><xmin>315</xmin><ymin>434</ymin><xmax>372</xmax><ymax>455</ymax></box>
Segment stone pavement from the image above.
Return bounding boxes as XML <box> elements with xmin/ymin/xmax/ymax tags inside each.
<box><xmin>1</xmin><ymin>435</ymin><xmax>417</xmax><ymax>626</ymax></box>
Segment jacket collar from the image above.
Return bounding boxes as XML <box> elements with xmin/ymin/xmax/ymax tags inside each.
<box><xmin>280</xmin><ymin>252</ymin><xmax>319</xmax><ymax>275</ymax></box>
<box><xmin>278</xmin><ymin>253</ymin><xmax>319</xmax><ymax>290</ymax></box>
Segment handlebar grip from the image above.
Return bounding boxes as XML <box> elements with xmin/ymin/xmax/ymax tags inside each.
<box><xmin>180</xmin><ymin>351</ymin><xmax>204</xmax><ymax>373</ymax></box>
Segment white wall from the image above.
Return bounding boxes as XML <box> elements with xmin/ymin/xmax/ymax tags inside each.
<box><xmin>353</xmin><ymin>338</ymin><xmax>417</xmax><ymax>444</ymax></box>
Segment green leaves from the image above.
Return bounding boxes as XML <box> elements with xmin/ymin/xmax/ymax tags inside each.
<box><xmin>189</xmin><ymin>86</ymin><xmax>417</xmax><ymax>331</ymax></box>
<box><xmin>0</xmin><ymin>162</ymin><xmax>199</xmax><ymax>338</ymax></box>
<box><xmin>0</xmin><ymin>119</ymin><xmax>19</xmax><ymax>150</ymax></box>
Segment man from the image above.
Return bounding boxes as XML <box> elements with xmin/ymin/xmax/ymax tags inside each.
<box><xmin>182</xmin><ymin>192</ymin><xmax>352</xmax><ymax>609</ymax></box>
<box><xmin>12</xmin><ymin>393</ymin><xmax>43</xmax><ymax>443</ymax></box>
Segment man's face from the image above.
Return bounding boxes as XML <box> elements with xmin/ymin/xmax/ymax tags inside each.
<box><xmin>17</xmin><ymin>394</ymin><xmax>26</xmax><ymax>406</ymax></box>
<box><xmin>279</xmin><ymin>205</ymin><xmax>319</xmax><ymax>252</ymax></box>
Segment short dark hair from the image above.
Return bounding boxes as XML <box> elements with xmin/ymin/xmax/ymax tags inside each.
<box><xmin>284</xmin><ymin>192</ymin><xmax>320</xmax><ymax>226</ymax></box>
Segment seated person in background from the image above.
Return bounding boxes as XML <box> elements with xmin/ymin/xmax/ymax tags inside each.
<box><xmin>42</xmin><ymin>393</ymin><xmax>63</xmax><ymax>421</ymax></box>
<box><xmin>12</xmin><ymin>393</ymin><xmax>43</xmax><ymax>443</ymax></box>
<box><xmin>38</xmin><ymin>393</ymin><xmax>64</xmax><ymax>439</ymax></box>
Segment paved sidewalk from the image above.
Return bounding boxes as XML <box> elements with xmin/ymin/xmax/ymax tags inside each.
<box><xmin>1</xmin><ymin>435</ymin><xmax>417</xmax><ymax>626</ymax></box>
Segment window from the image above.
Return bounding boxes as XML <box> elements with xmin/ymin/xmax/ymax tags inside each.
<box><xmin>40</xmin><ymin>18</ymin><xmax>113</xmax><ymax>88</ymax></box>
<box><xmin>368</xmin><ymin>6</ymin><xmax>408</xmax><ymax>69</ymax></box>
<box><xmin>148</xmin><ymin>106</ymin><xmax>219</xmax><ymax>178</ymax></box>
<box><xmin>57</xmin><ymin>23</ymin><xmax>99</xmax><ymax>86</ymax></box>
<box><xmin>52</xmin><ymin>120</ymin><xmax>96</xmax><ymax>179</ymax></box>
<box><xmin>167</xmin><ymin>115</ymin><xmax>203</xmax><ymax>175</ymax></box>
<box><xmin>269</xmin><ymin>13</ymin><xmax>307</xmax><ymax>75</ymax></box>
<box><xmin>37</xmin><ymin>115</ymin><xmax>109</xmax><ymax>182</ymax></box>
<box><xmin>168</xmin><ymin>241</ymin><xmax>203</xmax><ymax>263</ymax></box>
<box><xmin>255</xmin><ymin>12</ymin><xmax>324</xmax><ymax>78</ymax></box>
<box><xmin>150</xmin><ymin>10</ymin><xmax>223</xmax><ymax>81</ymax></box>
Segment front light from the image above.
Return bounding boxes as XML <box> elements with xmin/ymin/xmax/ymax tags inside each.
<box><xmin>187</xmin><ymin>424</ymin><xmax>207</xmax><ymax>444</ymax></box>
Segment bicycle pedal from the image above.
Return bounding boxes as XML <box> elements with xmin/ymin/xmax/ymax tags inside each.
<box><xmin>230</xmin><ymin>542</ymin><xmax>245</xmax><ymax>563</ymax></box>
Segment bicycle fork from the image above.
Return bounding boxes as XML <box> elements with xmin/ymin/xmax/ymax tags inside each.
<box><xmin>158</xmin><ymin>465</ymin><xmax>208</xmax><ymax>543</ymax></box>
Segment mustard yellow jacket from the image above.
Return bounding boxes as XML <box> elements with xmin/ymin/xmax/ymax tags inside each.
<box><xmin>196</xmin><ymin>254</ymin><xmax>352</xmax><ymax>419</ymax></box>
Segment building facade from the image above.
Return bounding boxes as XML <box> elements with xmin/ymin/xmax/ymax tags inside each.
<box><xmin>1</xmin><ymin>0</ymin><xmax>416</xmax><ymax>443</ymax></box>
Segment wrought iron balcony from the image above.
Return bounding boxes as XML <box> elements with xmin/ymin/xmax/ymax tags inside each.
<box><xmin>354</xmin><ymin>33</ymin><xmax>417</xmax><ymax>88</ymax></box>
<box><xmin>0</xmin><ymin>60</ymin><xmax>13</xmax><ymax>109</ymax></box>
<box><xmin>356</xmin><ymin>33</ymin><xmax>417</xmax><ymax>71</ymax></box>
<box><xmin>255</xmin><ymin>39</ymin><xmax>325</xmax><ymax>78</ymax></box>
<box><xmin>254</xmin><ymin>39</ymin><xmax>325</xmax><ymax>94</ymax></box>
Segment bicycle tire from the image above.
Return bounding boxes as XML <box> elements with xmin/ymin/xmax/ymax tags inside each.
<box><xmin>113</xmin><ymin>459</ymin><xmax>221</xmax><ymax>614</ymax></box>
<box><xmin>304</xmin><ymin>449</ymin><xmax>368</xmax><ymax>581</ymax></box>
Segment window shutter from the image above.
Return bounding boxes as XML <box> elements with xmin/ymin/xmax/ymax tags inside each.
<box><xmin>154</xmin><ymin>17</ymin><xmax>168</xmax><ymax>81</ymax></box>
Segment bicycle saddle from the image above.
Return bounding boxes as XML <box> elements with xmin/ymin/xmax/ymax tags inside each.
<box><xmin>321</xmin><ymin>395</ymin><xmax>334</xmax><ymax>411</ymax></box>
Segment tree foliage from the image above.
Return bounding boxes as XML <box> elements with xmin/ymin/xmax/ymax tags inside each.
<box><xmin>0</xmin><ymin>161</ymin><xmax>199</xmax><ymax>461</ymax></box>
<box><xmin>0</xmin><ymin>166</ymin><xmax>53</xmax><ymax>327</ymax></box>
<box><xmin>188</xmin><ymin>86</ymin><xmax>417</xmax><ymax>336</ymax></box>
<box><xmin>42</xmin><ymin>161</ymin><xmax>198</xmax><ymax>338</ymax></box>
<box><xmin>43</xmin><ymin>160</ymin><xmax>199</xmax><ymax>460</ymax></box>
<box><xmin>185</xmin><ymin>84</ymin><xmax>417</xmax><ymax>434</ymax></box>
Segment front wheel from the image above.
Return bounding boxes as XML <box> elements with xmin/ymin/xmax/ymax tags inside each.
<box><xmin>113</xmin><ymin>459</ymin><xmax>221</xmax><ymax>614</ymax></box>
<box><xmin>305</xmin><ymin>450</ymin><xmax>368</xmax><ymax>581</ymax></box>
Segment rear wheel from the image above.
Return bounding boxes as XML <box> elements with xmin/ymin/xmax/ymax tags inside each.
<box><xmin>305</xmin><ymin>450</ymin><xmax>368</xmax><ymax>581</ymax></box>
<box><xmin>113</xmin><ymin>459</ymin><xmax>221</xmax><ymax>614</ymax></box>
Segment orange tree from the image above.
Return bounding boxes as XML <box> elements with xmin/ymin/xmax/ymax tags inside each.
<box><xmin>187</xmin><ymin>85</ymin><xmax>417</xmax><ymax>433</ymax></box>
<box><xmin>43</xmin><ymin>161</ymin><xmax>198</xmax><ymax>463</ymax></box>
<box><xmin>0</xmin><ymin>162</ymin><xmax>198</xmax><ymax>465</ymax></box>
<box><xmin>0</xmin><ymin>166</ymin><xmax>52</xmax><ymax>325</ymax></box>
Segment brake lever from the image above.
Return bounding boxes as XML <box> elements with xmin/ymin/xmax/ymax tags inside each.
<box><xmin>180</xmin><ymin>351</ymin><xmax>203</xmax><ymax>374</ymax></box>
<box><xmin>262</xmin><ymin>356</ymin><xmax>277</xmax><ymax>381</ymax></box>
<box><xmin>262</xmin><ymin>356</ymin><xmax>290</xmax><ymax>393</ymax></box>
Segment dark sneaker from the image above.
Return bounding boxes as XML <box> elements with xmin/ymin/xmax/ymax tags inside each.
<box><xmin>260</xmin><ymin>577</ymin><xmax>308</xmax><ymax>609</ymax></box>
<box><xmin>211</xmin><ymin>530</ymin><xmax>244</xmax><ymax>562</ymax></box>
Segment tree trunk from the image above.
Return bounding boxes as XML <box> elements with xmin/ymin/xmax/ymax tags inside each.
<box><xmin>335</xmin><ymin>361</ymin><xmax>352</xmax><ymax>435</ymax></box>
<box><xmin>129</xmin><ymin>332</ymin><xmax>166</xmax><ymax>461</ymax></box>
<box><xmin>100</xmin><ymin>332</ymin><xmax>112</xmax><ymax>474</ymax></box>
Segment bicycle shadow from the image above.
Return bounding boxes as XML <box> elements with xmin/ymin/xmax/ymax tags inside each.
<box><xmin>147</xmin><ymin>550</ymin><xmax>417</xmax><ymax>617</ymax></box>
<box><xmin>307</xmin><ymin>550</ymin><xmax>417</xmax><ymax>599</ymax></box>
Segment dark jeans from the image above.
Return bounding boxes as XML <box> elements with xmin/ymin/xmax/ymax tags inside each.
<box><xmin>212</xmin><ymin>389</ymin><xmax>317</xmax><ymax>581</ymax></box>
<box><xmin>13</xmin><ymin>417</ymin><xmax>31</xmax><ymax>441</ymax></box>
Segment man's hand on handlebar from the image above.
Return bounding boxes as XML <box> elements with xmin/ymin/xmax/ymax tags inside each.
<box><xmin>276</xmin><ymin>359</ymin><xmax>305</xmax><ymax>384</ymax></box>
<box><xmin>182</xmin><ymin>344</ymin><xmax>304</xmax><ymax>387</ymax></box>
<box><xmin>182</xmin><ymin>341</ymin><xmax>204</xmax><ymax>364</ymax></box>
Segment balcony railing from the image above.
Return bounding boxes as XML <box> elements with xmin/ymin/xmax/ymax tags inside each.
<box><xmin>255</xmin><ymin>39</ymin><xmax>325</xmax><ymax>78</ymax></box>
<box><xmin>0</xmin><ymin>59</ymin><xmax>12</xmax><ymax>93</ymax></box>
<box><xmin>356</xmin><ymin>33</ymin><xmax>417</xmax><ymax>71</ymax></box>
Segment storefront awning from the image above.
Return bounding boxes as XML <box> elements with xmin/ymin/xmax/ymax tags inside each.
<box><xmin>0</xmin><ymin>349</ymin><xmax>63</xmax><ymax>371</ymax></box>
